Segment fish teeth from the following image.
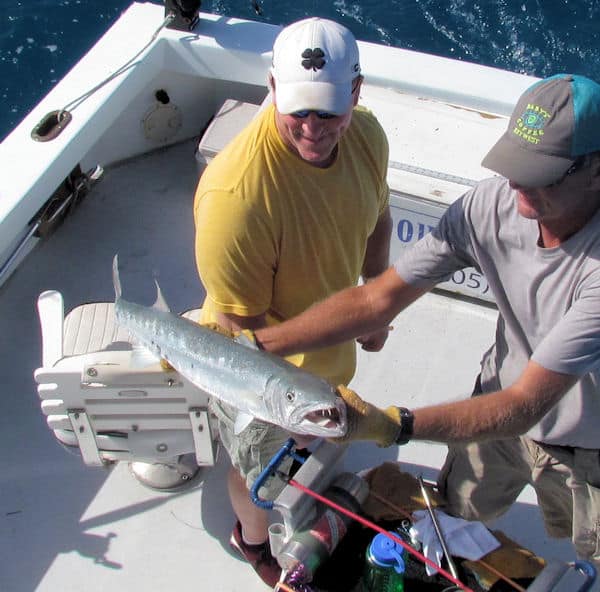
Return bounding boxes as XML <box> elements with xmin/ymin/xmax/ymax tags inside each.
<box><xmin>306</xmin><ymin>408</ymin><xmax>339</xmax><ymax>423</ymax></box>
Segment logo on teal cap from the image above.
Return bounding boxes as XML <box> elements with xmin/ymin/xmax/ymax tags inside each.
<box><xmin>512</xmin><ymin>103</ymin><xmax>551</xmax><ymax>145</ymax></box>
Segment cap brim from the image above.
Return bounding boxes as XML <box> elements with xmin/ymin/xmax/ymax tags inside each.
<box><xmin>274</xmin><ymin>80</ymin><xmax>353</xmax><ymax>115</ymax></box>
<box><xmin>482</xmin><ymin>133</ymin><xmax>574</xmax><ymax>187</ymax></box>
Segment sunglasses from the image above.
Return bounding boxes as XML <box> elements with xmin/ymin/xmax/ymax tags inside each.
<box><xmin>546</xmin><ymin>156</ymin><xmax>587</xmax><ymax>187</ymax></box>
<box><xmin>290</xmin><ymin>110</ymin><xmax>338</xmax><ymax>120</ymax></box>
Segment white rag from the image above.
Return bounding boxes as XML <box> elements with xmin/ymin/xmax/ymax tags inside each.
<box><xmin>410</xmin><ymin>509</ymin><xmax>500</xmax><ymax>576</ymax></box>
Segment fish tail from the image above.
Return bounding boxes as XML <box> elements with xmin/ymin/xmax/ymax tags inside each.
<box><xmin>112</xmin><ymin>254</ymin><xmax>122</xmax><ymax>301</ymax></box>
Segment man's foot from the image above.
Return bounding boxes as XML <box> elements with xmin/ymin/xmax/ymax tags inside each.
<box><xmin>229</xmin><ymin>521</ymin><xmax>282</xmax><ymax>587</ymax></box>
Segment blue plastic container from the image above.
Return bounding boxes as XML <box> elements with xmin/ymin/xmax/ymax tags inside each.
<box><xmin>362</xmin><ymin>532</ymin><xmax>406</xmax><ymax>591</ymax></box>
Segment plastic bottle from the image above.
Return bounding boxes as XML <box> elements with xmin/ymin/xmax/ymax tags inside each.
<box><xmin>277</xmin><ymin>473</ymin><xmax>369</xmax><ymax>583</ymax></box>
<box><xmin>362</xmin><ymin>532</ymin><xmax>406</xmax><ymax>592</ymax></box>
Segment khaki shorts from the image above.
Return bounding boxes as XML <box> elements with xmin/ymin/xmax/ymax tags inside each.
<box><xmin>437</xmin><ymin>436</ymin><xmax>600</xmax><ymax>565</ymax></box>
<box><xmin>210</xmin><ymin>397</ymin><xmax>293</xmax><ymax>500</ymax></box>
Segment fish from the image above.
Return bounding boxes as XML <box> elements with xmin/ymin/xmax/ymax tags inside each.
<box><xmin>112</xmin><ymin>256</ymin><xmax>347</xmax><ymax>438</ymax></box>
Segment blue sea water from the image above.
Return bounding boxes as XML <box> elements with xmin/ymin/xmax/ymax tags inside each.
<box><xmin>1</xmin><ymin>0</ymin><xmax>599</xmax><ymax>141</ymax></box>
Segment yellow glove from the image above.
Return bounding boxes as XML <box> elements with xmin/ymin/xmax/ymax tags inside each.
<box><xmin>201</xmin><ymin>322</ymin><xmax>261</xmax><ymax>349</ymax></box>
<box><xmin>336</xmin><ymin>385</ymin><xmax>410</xmax><ymax>448</ymax></box>
<box><xmin>201</xmin><ymin>322</ymin><xmax>236</xmax><ymax>338</ymax></box>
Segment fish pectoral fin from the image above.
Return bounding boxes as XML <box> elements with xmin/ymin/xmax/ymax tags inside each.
<box><xmin>130</xmin><ymin>345</ymin><xmax>162</xmax><ymax>368</ymax></box>
<box><xmin>234</xmin><ymin>331</ymin><xmax>259</xmax><ymax>350</ymax></box>
<box><xmin>233</xmin><ymin>412</ymin><xmax>255</xmax><ymax>435</ymax></box>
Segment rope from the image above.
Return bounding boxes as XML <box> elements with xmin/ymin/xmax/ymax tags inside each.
<box><xmin>57</xmin><ymin>12</ymin><xmax>176</xmax><ymax>119</ymax></box>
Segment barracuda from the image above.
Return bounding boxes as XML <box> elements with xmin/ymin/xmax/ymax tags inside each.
<box><xmin>112</xmin><ymin>256</ymin><xmax>346</xmax><ymax>437</ymax></box>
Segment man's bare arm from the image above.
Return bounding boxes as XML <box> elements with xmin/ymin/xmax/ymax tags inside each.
<box><xmin>335</xmin><ymin>359</ymin><xmax>578</xmax><ymax>447</ymax></box>
<box><xmin>255</xmin><ymin>266</ymin><xmax>429</xmax><ymax>356</ymax></box>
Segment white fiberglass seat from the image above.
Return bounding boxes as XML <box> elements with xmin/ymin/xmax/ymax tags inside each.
<box><xmin>33</xmin><ymin>97</ymin><xmax>269</xmax><ymax>487</ymax></box>
<box><xmin>33</xmin><ymin>290</ymin><xmax>217</xmax><ymax>480</ymax></box>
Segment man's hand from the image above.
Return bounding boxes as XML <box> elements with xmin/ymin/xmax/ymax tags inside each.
<box><xmin>335</xmin><ymin>385</ymin><xmax>405</xmax><ymax>447</ymax></box>
<box><xmin>356</xmin><ymin>326</ymin><xmax>392</xmax><ymax>352</ymax></box>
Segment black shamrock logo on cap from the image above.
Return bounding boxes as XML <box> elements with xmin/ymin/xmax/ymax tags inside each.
<box><xmin>301</xmin><ymin>48</ymin><xmax>326</xmax><ymax>71</ymax></box>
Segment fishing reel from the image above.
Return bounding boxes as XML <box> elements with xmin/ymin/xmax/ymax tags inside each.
<box><xmin>251</xmin><ymin>439</ymin><xmax>368</xmax><ymax>588</ymax></box>
<box><xmin>164</xmin><ymin>0</ymin><xmax>201</xmax><ymax>31</ymax></box>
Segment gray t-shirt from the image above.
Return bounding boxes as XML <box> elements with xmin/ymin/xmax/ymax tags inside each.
<box><xmin>395</xmin><ymin>176</ymin><xmax>600</xmax><ymax>447</ymax></box>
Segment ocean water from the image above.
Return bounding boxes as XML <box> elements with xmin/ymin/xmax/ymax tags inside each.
<box><xmin>1</xmin><ymin>0</ymin><xmax>599</xmax><ymax>141</ymax></box>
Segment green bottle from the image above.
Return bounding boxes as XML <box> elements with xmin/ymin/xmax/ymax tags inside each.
<box><xmin>362</xmin><ymin>532</ymin><xmax>405</xmax><ymax>591</ymax></box>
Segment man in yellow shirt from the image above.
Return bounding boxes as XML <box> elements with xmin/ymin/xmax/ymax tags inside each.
<box><xmin>194</xmin><ymin>17</ymin><xmax>392</xmax><ymax>586</ymax></box>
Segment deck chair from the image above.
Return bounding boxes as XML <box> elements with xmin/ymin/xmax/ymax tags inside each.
<box><xmin>34</xmin><ymin>96</ymin><xmax>269</xmax><ymax>484</ymax></box>
<box><xmin>34</xmin><ymin>290</ymin><xmax>218</xmax><ymax>476</ymax></box>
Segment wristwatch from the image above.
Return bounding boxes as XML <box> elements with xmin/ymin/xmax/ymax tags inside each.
<box><xmin>394</xmin><ymin>407</ymin><xmax>414</xmax><ymax>445</ymax></box>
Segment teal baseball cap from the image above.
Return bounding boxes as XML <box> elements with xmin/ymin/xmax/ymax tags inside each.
<box><xmin>482</xmin><ymin>74</ymin><xmax>600</xmax><ymax>187</ymax></box>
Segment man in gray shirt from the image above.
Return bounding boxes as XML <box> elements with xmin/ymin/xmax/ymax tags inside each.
<box><xmin>254</xmin><ymin>73</ymin><xmax>600</xmax><ymax>565</ymax></box>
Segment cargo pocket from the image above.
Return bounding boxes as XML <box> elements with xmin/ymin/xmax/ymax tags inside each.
<box><xmin>571</xmin><ymin>449</ymin><xmax>600</xmax><ymax>562</ymax></box>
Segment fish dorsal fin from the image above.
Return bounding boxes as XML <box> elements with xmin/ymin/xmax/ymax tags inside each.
<box><xmin>233</xmin><ymin>412</ymin><xmax>255</xmax><ymax>435</ymax></box>
<box><xmin>130</xmin><ymin>345</ymin><xmax>162</xmax><ymax>368</ymax></box>
<box><xmin>153</xmin><ymin>280</ymin><xmax>171</xmax><ymax>313</ymax></box>
<box><xmin>234</xmin><ymin>331</ymin><xmax>259</xmax><ymax>349</ymax></box>
<box><xmin>112</xmin><ymin>254</ymin><xmax>122</xmax><ymax>301</ymax></box>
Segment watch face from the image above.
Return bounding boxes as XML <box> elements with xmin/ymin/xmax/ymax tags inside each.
<box><xmin>396</xmin><ymin>408</ymin><xmax>414</xmax><ymax>445</ymax></box>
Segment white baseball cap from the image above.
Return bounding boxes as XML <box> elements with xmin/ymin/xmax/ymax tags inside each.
<box><xmin>271</xmin><ymin>17</ymin><xmax>361</xmax><ymax>116</ymax></box>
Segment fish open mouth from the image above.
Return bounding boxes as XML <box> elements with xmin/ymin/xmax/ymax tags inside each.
<box><xmin>304</xmin><ymin>407</ymin><xmax>341</xmax><ymax>429</ymax></box>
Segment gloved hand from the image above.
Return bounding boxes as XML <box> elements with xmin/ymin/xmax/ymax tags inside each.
<box><xmin>335</xmin><ymin>385</ymin><xmax>404</xmax><ymax>447</ymax></box>
<box><xmin>201</xmin><ymin>322</ymin><xmax>236</xmax><ymax>338</ymax></box>
<box><xmin>201</xmin><ymin>322</ymin><xmax>259</xmax><ymax>347</ymax></box>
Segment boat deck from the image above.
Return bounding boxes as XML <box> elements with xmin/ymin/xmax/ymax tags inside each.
<box><xmin>0</xmin><ymin>135</ymin><xmax>580</xmax><ymax>591</ymax></box>
<box><xmin>0</xmin><ymin>6</ymin><xmax>590</xmax><ymax>584</ymax></box>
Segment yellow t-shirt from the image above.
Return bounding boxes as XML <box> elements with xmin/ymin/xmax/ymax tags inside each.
<box><xmin>194</xmin><ymin>104</ymin><xmax>389</xmax><ymax>385</ymax></box>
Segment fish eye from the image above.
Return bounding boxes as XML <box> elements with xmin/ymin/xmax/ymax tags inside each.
<box><xmin>286</xmin><ymin>391</ymin><xmax>295</xmax><ymax>402</ymax></box>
